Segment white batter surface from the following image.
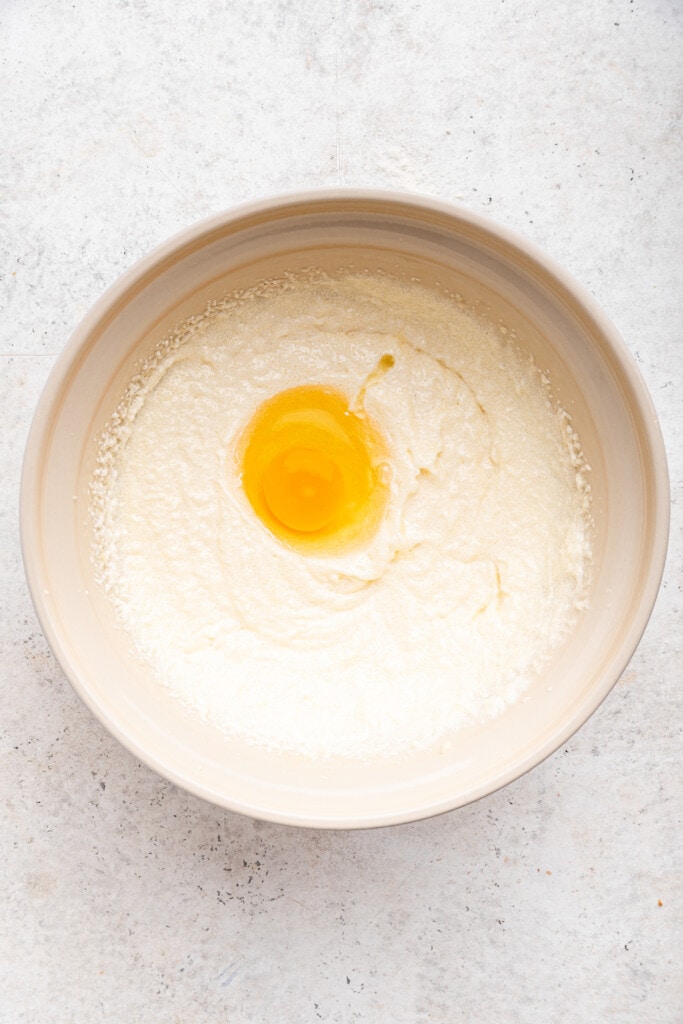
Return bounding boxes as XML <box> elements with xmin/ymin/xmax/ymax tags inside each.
<box><xmin>90</xmin><ymin>270</ymin><xmax>592</xmax><ymax>759</ymax></box>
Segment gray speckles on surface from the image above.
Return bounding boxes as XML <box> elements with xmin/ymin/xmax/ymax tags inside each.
<box><xmin>1</xmin><ymin>1</ymin><xmax>681</xmax><ymax>1021</ymax></box>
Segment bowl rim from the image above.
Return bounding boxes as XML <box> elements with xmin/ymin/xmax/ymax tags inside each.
<box><xmin>20</xmin><ymin>188</ymin><xmax>671</xmax><ymax>828</ymax></box>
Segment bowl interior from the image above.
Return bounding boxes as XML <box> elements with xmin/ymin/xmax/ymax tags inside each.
<box><xmin>22</xmin><ymin>195</ymin><xmax>669</xmax><ymax>827</ymax></box>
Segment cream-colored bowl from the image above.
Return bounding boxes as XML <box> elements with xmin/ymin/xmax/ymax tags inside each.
<box><xmin>21</xmin><ymin>191</ymin><xmax>669</xmax><ymax>828</ymax></box>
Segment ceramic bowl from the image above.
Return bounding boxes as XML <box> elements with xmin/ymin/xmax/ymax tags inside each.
<box><xmin>21</xmin><ymin>191</ymin><xmax>669</xmax><ymax>827</ymax></box>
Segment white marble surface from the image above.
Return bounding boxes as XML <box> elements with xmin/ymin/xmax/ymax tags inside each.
<box><xmin>2</xmin><ymin>1</ymin><xmax>681</xmax><ymax>1021</ymax></box>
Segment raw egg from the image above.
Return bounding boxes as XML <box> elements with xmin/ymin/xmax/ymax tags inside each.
<box><xmin>239</xmin><ymin>385</ymin><xmax>390</xmax><ymax>551</ymax></box>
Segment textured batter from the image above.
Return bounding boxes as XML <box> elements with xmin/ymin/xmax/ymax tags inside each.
<box><xmin>90</xmin><ymin>270</ymin><xmax>592</xmax><ymax>759</ymax></box>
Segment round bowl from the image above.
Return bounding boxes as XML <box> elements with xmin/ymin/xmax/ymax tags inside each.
<box><xmin>21</xmin><ymin>190</ymin><xmax>669</xmax><ymax>828</ymax></box>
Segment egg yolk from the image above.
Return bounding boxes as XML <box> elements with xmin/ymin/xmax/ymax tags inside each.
<box><xmin>238</xmin><ymin>385</ymin><xmax>390</xmax><ymax>551</ymax></box>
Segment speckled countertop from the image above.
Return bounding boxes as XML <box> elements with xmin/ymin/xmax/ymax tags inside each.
<box><xmin>1</xmin><ymin>2</ymin><xmax>681</xmax><ymax>1021</ymax></box>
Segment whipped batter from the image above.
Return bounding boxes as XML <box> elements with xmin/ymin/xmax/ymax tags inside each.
<box><xmin>90</xmin><ymin>270</ymin><xmax>592</xmax><ymax>759</ymax></box>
